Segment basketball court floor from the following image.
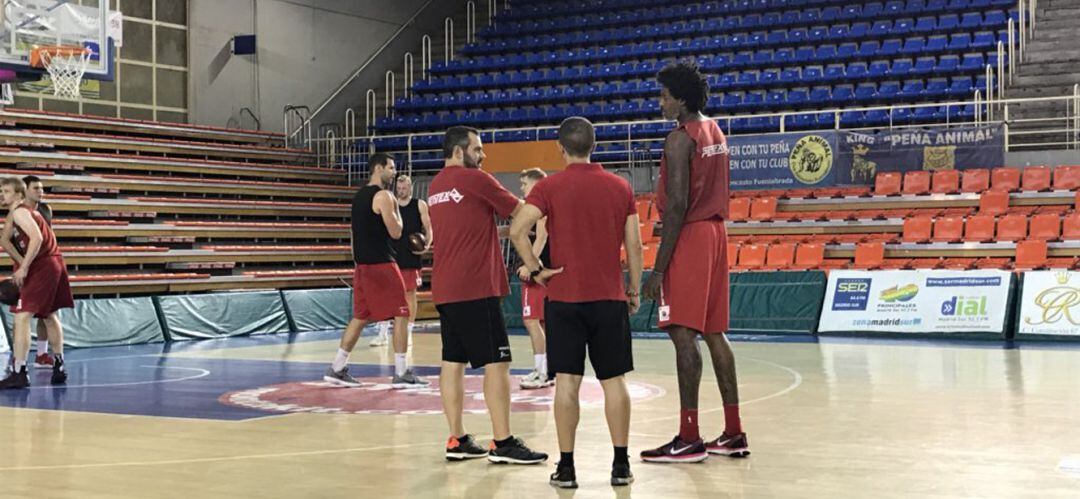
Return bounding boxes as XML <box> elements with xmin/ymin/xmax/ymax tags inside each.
<box><xmin>1</xmin><ymin>328</ymin><xmax>1078</xmax><ymax>498</ymax></box>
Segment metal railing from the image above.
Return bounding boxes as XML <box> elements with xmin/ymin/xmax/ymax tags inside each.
<box><xmin>283</xmin><ymin>105</ymin><xmax>311</xmax><ymax>149</ymax></box>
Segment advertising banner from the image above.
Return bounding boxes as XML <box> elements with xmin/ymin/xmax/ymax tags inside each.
<box><xmin>836</xmin><ymin>124</ymin><xmax>1005</xmax><ymax>185</ymax></box>
<box><xmin>1018</xmin><ymin>270</ymin><xmax>1080</xmax><ymax>336</ymax></box>
<box><xmin>819</xmin><ymin>270</ymin><xmax>1011</xmax><ymax>334</ymax></box>
<box><xmin>730</xmin><ymin>131</ymin><xmax>839</xmax><ymax>191</ymax></box>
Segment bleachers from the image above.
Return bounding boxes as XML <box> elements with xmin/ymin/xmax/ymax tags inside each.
<box><xmin>0</xmin><ymin>111</ymin><xmax>380</xmax><ymax>298</ymax></box>
<box><xmin>361</xmin><ymin>0</ymin><xmax>1016</xmax><ymax>170</ymax></box>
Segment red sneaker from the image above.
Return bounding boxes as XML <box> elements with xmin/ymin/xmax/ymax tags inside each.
<box><xmin>639</xmin><ymin>436</ymin><xmax>708</xmax><ymax>463</ymax></box>
<box><xmin>33</xmin><ymin>353</ymin><xmax>54</xmax><ymax>369</ymax></box>
<box><xmin>706</xmin><ymin>432</ymin><xmax>750</xmax><ymax>457</ymax></box>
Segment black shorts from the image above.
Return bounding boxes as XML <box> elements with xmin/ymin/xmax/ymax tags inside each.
<box><xmin>545</xmin><ymin>300</ymin><xmax>634</xmax><ymax>381</ymax></box>
<box><xmin>436</xmin><ymin>297</ymin><xmax>512</xmax><ymax>368</ymax></box>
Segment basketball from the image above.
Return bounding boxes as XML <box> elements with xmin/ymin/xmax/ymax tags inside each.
<box><xmin>408</xmin><ymin>232</ymin><xmax>427</xmax><ymax>252</ymax></box>
<box><xmin>0</xmin><ymin>278</ymin><xmax>19</xmax><ymax>306</ymax></box>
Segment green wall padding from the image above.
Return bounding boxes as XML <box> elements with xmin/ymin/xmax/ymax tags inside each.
<box><xmin>504</xmin><ymin>280</ymin><xmax>524</xmax><ymax>329</ymax></box>
<box><xmin>157</xmin><ymin>291</ymin><xmax>290</xmax><ymax>340</ymax></box>
<box><xmin>282</xmin><ymin>288</ymin><xmax>352</xmax><ymax>332</ymax></box>
<box><xmin>730</xmin><ymin>271</ymin><xmax>827</xmax><ymax>335</ymax></box>
<box><xmin>0</xmin><ymin>296</ymin><xmax>165</xmax><ymax>348</ymax></box>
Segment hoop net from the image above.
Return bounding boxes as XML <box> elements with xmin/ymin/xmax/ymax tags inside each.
<box><xmin>31</xmin><ymin>46</ymin><xmax>91</xmax><ymax>99</ymax></box>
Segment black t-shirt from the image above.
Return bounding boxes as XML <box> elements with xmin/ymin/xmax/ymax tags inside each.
<box><xmin>393</xmin><ymin>198</ymin><xmax>424</xmax><ymax>270</ymax></box>
<box><xmin>351</xmin><ymin>186</ymin><xmax>396</xmax><ymax>265</ymax></box>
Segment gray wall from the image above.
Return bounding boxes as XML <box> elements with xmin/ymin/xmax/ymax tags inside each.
<box><xmin>188</xmin><ymin>0</ymin><xmax>430</xmax><ymax>133</ymax></box>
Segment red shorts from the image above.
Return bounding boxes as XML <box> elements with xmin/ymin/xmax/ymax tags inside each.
<box><xmin>352</xmin><ymin>262</ymin><xmax>410</xmax><ymax>321</ymax></box>
<box><xmin>658</xmin><ymin>220</ymin><xmax>729</xmax><ymax>334</ymax></box>
<box><xmin>521</xmin><ymin>281</ymin><xmax>546</xmax><ymax>321</ymax></box>
<box><xmin>400</xmin><ymin>268</ymin><xmax>422</xmax><ymax>292</ymax></box>
<box><xmin>11</xmin><ymin>255</ymin><xmax>74</xmax><ymax>319</ymax></box>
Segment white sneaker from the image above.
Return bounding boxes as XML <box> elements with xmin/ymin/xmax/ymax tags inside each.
<box><xmin>519</xmin><ymin>370</ymin><xmax>554</xmax><ymax>390</ymax></box>
<box><xmin>368</xmin><ymin>330</ymin><xmax>388</xmax><ymax>347</ymax></box>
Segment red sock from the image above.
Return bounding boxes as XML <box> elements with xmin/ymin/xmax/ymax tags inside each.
<box><xmin>679</xmin><ymin>408</ymin><xmax>699</xmax><ymax>442</ymax></box>
<box><xmin>723</xmin><ymin>404</ymin><xmax>742</xmax><ymax>436</ymax></box>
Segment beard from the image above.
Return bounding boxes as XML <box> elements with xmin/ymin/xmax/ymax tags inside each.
<box><xmin>464</xmin><ymin>153</ymin><xmax>482</xmax><ymax>169</ymax></box>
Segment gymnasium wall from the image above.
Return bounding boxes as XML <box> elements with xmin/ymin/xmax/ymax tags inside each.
<box><xmin>188</xmin><ymin>0</ymin><xmax>445</xmax><ymax>133</ymax></box>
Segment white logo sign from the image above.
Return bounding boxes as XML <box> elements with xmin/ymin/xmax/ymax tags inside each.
<box><xmin>428</xmin><ymin>188</ymin><xmax>464</xmax><ymax>206</ymax></box>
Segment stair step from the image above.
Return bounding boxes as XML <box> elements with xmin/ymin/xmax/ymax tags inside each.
<box><xmin>1025</xmin><ymin>48</ymin><xmax>1080</xmax><ymax>64</ymax></box>
<box><xmin>1010</xmin><ymin>73</ymin><xmax>1080</xmax><ymax>87</ymax></box>
<box><xmin>1038</xmin><ymin>6</ymin><xmax>1080</xmax><ymax>17</ymax></box>
<box><xmin>1014</xmin><ymin>61</ymin><xmax>1080</xmax><ymax>76</ymax></box>
<box><xmin>1002</xmin><ymin>86</ymin><xmax>1078</xmax><ymax>99</ymax></box>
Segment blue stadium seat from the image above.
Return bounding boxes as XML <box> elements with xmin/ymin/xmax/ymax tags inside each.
<box><xmin>937</xmin><ymin>55</ymin><xmax>961</xmax><ymax>73</ymax></box>
<box><xmin>890</xmin><ymin>59</ymin><xmax>914</xmax><ymax>77</ymax></box>
<box><xmin>902</xmin><ymin>80</ymin><xmax>926</xmax><ymax>98</ymax></box>
<box><xmin>869</xmin><ymin>60</ymin><xmax>890</xmax><ymax>78</ymax></box>
<box><xmin>901</xmin><ymin>37</ymin><xmax>926</xmax><ymax>55</ymax></box>
<box><xmin>926</xmin><ymin>35</ymin><xmax>948</xmax><ymax>52</ymax></box>
<box><xmin>913</xmin><ymin>56</ymin><xmax>937</xmax><ymax>75</ymax></box>
<box><xmin>855</xmin><ymin>83</ymin><xmax>878</xmax><ymax>102</ymax></box>
<box><xmin>972</xmin><ymin>31</ymin><xmax>996</xmax><ymax>49</ymax></box>
<box><xmin>879</xmin><ymin>39</ymin><xmax>903</xmax><ymax>56</ymax></box>
<box><xmin>878</xmin><ymin>81</ymin><xmax>902</xmax><ymax>100</ymax></box>
<box><xmin>960</xmin><ymin>53</ymin><xmax>985</xmax><ymax>71</ymax></box>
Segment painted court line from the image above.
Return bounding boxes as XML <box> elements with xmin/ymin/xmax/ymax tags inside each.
<box><xmin>26</xmin><ymin>366</ymin><xmax>210</xmax><ymax>390</ymax></box>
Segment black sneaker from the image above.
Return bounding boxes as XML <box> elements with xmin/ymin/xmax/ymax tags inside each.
<box><xmin>0</xmin><ymin>367</ymin><xmax>29</xmax><ymax>389</ymax></box>
<box><xmin>445</xmin><ymin>434</ymin><xmax>488</xmax><ymax>461</ymax></box>
<box><xmin>549</xmin><ymin>466</ymin><xmax>578</xmax><ymax>489</ymax></box>
<box><xmin>487</xmin><ymin>437</ymin><xmax>548</xmax><ymax>465</ymax></box>
<box><xmin>51</xmin><ymin>356</ymin><xmax>66</xmax><ymax>385</ymax></box>
<box><xmin>611</xmin><ymin>463</ymin><xmax>634</xmax><ymax>486</ymax></box>
<box><xmin>640</xmin><ymin>435</ymin><xmax>708</xmax><ymax>463</ymax></box>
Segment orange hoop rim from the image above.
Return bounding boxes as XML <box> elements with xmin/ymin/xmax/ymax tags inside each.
<box><xmin>29</xmin><ymin>45</ymin><xmax>90</xmax><ymax>68</ymax></box>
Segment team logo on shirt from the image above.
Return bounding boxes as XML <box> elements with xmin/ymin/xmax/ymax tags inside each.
<box><xmin>789</xmin><ymin>135</ymin><xmax>833</xmax><ymax>185</ymax></box>
<box><xmin>427</xmin><ymin>188</ymin><xmax>464</xmax><ymax>206</ymax></box>
<box><xmin>701</xmin><ymin>143</ymin><xmax>728</xmax><ymax>158</ymax></box>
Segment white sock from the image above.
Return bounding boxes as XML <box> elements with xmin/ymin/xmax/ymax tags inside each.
<box><xmin>37</xmin><ymin>340</ymin><xmax>48</xmax><ymax>354</ymax></box>
<box><xmin>394</xmin><ymin>353</ymin><xmax>407</xmax><ymax>377</ymax></box>
<box><xmin>331</xmin><ymin>348</ymin><xmax>350</xmax><ymax>372</ymax></box>
<box><xmin>378</xmin><ymin>321</ymin><xmax>391</xmax><ymax>336</ymax></box>
<box><xmin>535</xmin><ymin>354</ymin><xmax>546</xmax><ymax>375</ymax></box>
<box><xmin>14</xmin><ymin>359</ymin><xmax>25</xmax><ymax>372</ymax></box>
<box><xmin>408</xmin><ymin>322</ymin><xmax>415</xmax><ymax>334</ymax></box>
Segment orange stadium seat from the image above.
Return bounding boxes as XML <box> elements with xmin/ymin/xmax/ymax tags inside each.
<box><xmin>1029</xmin><ymin>213</ymin><xmax>1062</xmax><ymax>241</ymax></box>
<box><xmin>749</xmin><ymin>197</ymin><xmax>778</xmax><ymax>221</ymax></box>
<box><xmin>874</xmin><ymin>172</ymin><xmax>902</xmax><ymax>196</ymax></box>
<box><xmin>990</xmin><ymin>167</ymin><xmax>1021</xmax><ymax>192</ymax></box>
<box><xmin>964</xmin><ymin>214</ymin><xmax>996</xmax><ymax>242</ymax></box>
<box><xmin>902</xmin><ymin>171</ymin><xmax>931</xmax><ymax>195</ymax></box>
<box><xmin>729</xmin><ymin>198</ymin><xmax>751</xmax><ymax>221</ymax></box>
<box><xmin>931</xmin><ymin>216</ymin><xmax>964</xmax><ymax>243</ymax></box>
<box><xmin>1015</xmin><ymin>240</ymin><xmax>1048</xmax><ymax>271</ymax></box>
<box><xmin>1021</xmin><ymin>166</ymin><xmax>1052</xmax><ymax>192</ymax></box>
<box><xmin>1063</xmin><ymin>212</ymin><xmax>1080</xmax><ymax>240</ymax></box>
<box><xmin>1054</xmin><ymin>165</ymin><xmax>1080</xmax><ymax>191</ymax></box>
<box><xmin>791</xmin><ymin>243</ymin><xmax>825</xmax><ymax>270</ymax></box>
<box><xmin>727</xmin><ymin>243</ymin><xmax>739</xmax><ymax>268</ymax></box>
<box><xmin>979</xmin><ymin>190</ymin><xmax>1009</xmax><ymax>215</ymax></box>
<box><xmin>902</xmin><ymin>215</ymin><xmax>933</xmax><ymax>243</ymax></box>
<box><xmin>763</xmin><ymin>243</ymin><xmax>796</xmax><ymax>270</ymax></box>
<box><xmin>996</xmin><ymin>214</ymin><xmax>1028</xmax><ymax>242</ymax></box>
<box><xmin>736</xmin><ymin>244</ymin><xmax>767</xmax><ymax>270</ymax></box>
<box><xmin>931</xmin><ymin>170</ymin><xmax>960</xmax><ymax>194</ymax></box>
<box><xmin>961</xmin><ymin>168</ymin><xmax>991</xmax><ymax>193</ymax></box>
<box><xmin>853</xmin><ymin>242</ymin><xmax>885</xmax><ymax>269</ymax></box>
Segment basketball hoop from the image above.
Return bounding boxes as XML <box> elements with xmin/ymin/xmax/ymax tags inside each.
<box><xmin>29</xmin><ymin>45</ymin><xmax>91</xmax><ymax>99</ymax></box>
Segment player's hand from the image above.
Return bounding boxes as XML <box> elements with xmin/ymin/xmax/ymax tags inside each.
<box><xmin>642</xmin><ymin>272</ymin><xmax>663</xmax><ymax>302</ymax></box>
<box><xmin>627</xmin><ymin>293</ymin><xmax>641</xmax><ymax>315</ymax></box>
<box><xmin>12</xmin><ymin>268</ymin><xmax>27</xmax><ymax>287</ymax></box>
<box><xmin>534</xmin><ymin>267</ymin><xmax>564</xmax><ymax>286</ymax></box>
<box><xmin>517</xmin><ymin>265</ymin><xmax>531</xmax><ymax>281</ymax></box>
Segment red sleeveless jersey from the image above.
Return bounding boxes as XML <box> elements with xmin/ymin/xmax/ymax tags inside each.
<box><xmin>657</xmin><ymin>119</ymin><xmax>730</xmax><ymax>222</ymax></box>
<box><xmin>14</xmin><ymin>203</ymin><xmax>61</xmax><ymax>263</ymax></box>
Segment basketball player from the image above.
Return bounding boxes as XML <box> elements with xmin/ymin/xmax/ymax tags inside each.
<box><xmin>516</xmin><ymin>168</ymin><xmax>553</xmax><ymax>390</ymax></box>
<box><xmin>428</xmin><ymin>126</ymin><xmax>547</xmax><ymax>464</ymax></box>
<box><xmin>510</xmin><ymin>117</ymin><xmax>643</xmax><ymax>488</ymax></box>
<box><xmin>324</xmin><ymin>153</ymin><xmax>428</xmax><ymax>389</ymax></box>
<box><xmin>0</xmin><ymin>175</ymin><xmax>56</xmax><ymax>370</ymax></box>
<box><xmin>0</xmin><ymin>177</ymin><xmax>71</xmax><ymax>388</ymax></box>
<box><xmin>392</xmin><ymin>173</ymin><xmax>432</xmax><ymax>339</ymax></box>
<box><xmin>640</xmin><ymin>61</ymin><xmax>749</xmax><ymax>462</ymax></box>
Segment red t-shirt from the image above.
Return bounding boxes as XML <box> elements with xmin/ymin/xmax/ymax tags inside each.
<box><xmin>13</xmin><ymin>203</ymin><xmax>61</xmax><ymax>268</ymax></box>
<box><xmin>526</xmin><ymin>163</ymin><xmax>635</xmax><ymax>303</ymax></box>
<box><xmin>427</xmin><ymin>165</ymin><xmax>520</xmax><ymax>305</ymax></box>
<box><xmin>657</xmin><ymin>119</ymin><xmax>730</xmax><ymax>222</ymax></box>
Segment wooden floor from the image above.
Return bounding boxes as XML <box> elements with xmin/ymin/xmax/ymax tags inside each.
<box><xmin>1</xmin><ymin>329</ymin><xmax>1079</xmax><ymax>498</ymax></box>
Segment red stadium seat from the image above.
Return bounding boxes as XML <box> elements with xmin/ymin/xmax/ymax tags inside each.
<box><xmin>1063</xmin><ymin>212</ymin><xmax>1080</xmax><ymax>240</ymax></box>
<box><xmin>1054</xmin><ymin>165</ymin><xmax>1080</xmax><ymax>191</ymax></box>
<box><xmin>1029</xmin><ymin>213</ymin><xmax>1062</xmax><ymax>241</ymax></box>
<box><xmin>1015</xmin><ymin>240</ymin><xmax>1048</xmax><ymax>271</ymax></box>
<box><xmin>1021</xmin><ymin>166</ymin><xmax>1052</xmax><ymax>192</ymax></box>
<box><xmin>874</xmin><ymin>172</ymin><xmax>902</xmax><ymax>196</ymax></box>
<box><xmin>902</xmin><ymin>171</ymin><xmax>931</xmax><ymax>195</ymax></box>
<box><xmin>908</xmin><ymin>258</ymin><xmax>943</xmax><ymax>269</ymax></box>
<box><xmin>764</xmin><ymin>243</ymin><xmax>796</xmax><ymax>270</ymax></box>
<box><xmin>736</xmin><ymin>244</ymin><xmax>767</xmax><ymax>270</ymax></box>
<box><xmin>961</xmin><ymin>168</ymin><xmax>991</xmax><ymax>193</ymax></box>
<box><xmin>931</xmin><ymin>216</ymin><xmax>964</xmax><ymax>243</ymax></box>
<box><xmin>749</xmin><ymin>197</ymin><xmax>778</xmax><ymax>221</ymax></box>
<box><xmin>853</xmin><ymin>242</ymin><xmax>885</xmax><ymax>269</ymax></box>
<box><xmin>791</xmin><ymin>243</ymin><xmax>825</xmax><ymax>270</ymax></box>
<box><xmin>942</xmin><ymin>258</ymin><xmax>977</xmax><ymax>270</ymax></box>
<box><xmin>902</xmin><ymin>215</ymin><xmax>933</xmax><ymax>243</ymax></box>
<box><xmin>978</xmin><ymin>190</ymin><xmax>1009</xmax><ymax>215</ymax></box>
<box><xmin>964</xmin><ymin>214</ymin><xmax>996</xmax><ymax>242</ymax></box>
<box><xmin>931</xmin><ymin>170</ymin><xmax>960</xmax><ymax>194</ymax></box>
<box><xmin>729</xmin><ymin>198</ymin><xmax>751</xmax><ymax>221</ymax></box>
<box><xmin>990</xmin><ymin>167</ymin><xmax>1021</xmax><ymax>192</ymax></box>
<box><xmin>996</xmin><ymin>214</ymin><xmax>1028</xmax><ymax>242</ymax></box>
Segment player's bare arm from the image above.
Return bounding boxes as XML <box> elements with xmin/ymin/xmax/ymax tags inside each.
<box><xmin>510</xmin><ymin>203</ymin><xmax>562</xmax><ymax>285</ymax></box>
<box><xmin>11</xmin><ymin>207</ymin><xmax>42</xmax><ymax>286</ymax></box>
<box><xmin>376</xmin><ymin>190</ymin><xmax>404</xmax><ymax>239</ymax></box>
<box><xmin>0</xmin><ymin>216</ymin><xmax>23</xmax><ymax>266</ymax></box>
<box><xmin>643</xmin><ymin>129</ymin><xmax>693</xmax><ymax>301</ymax></box>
